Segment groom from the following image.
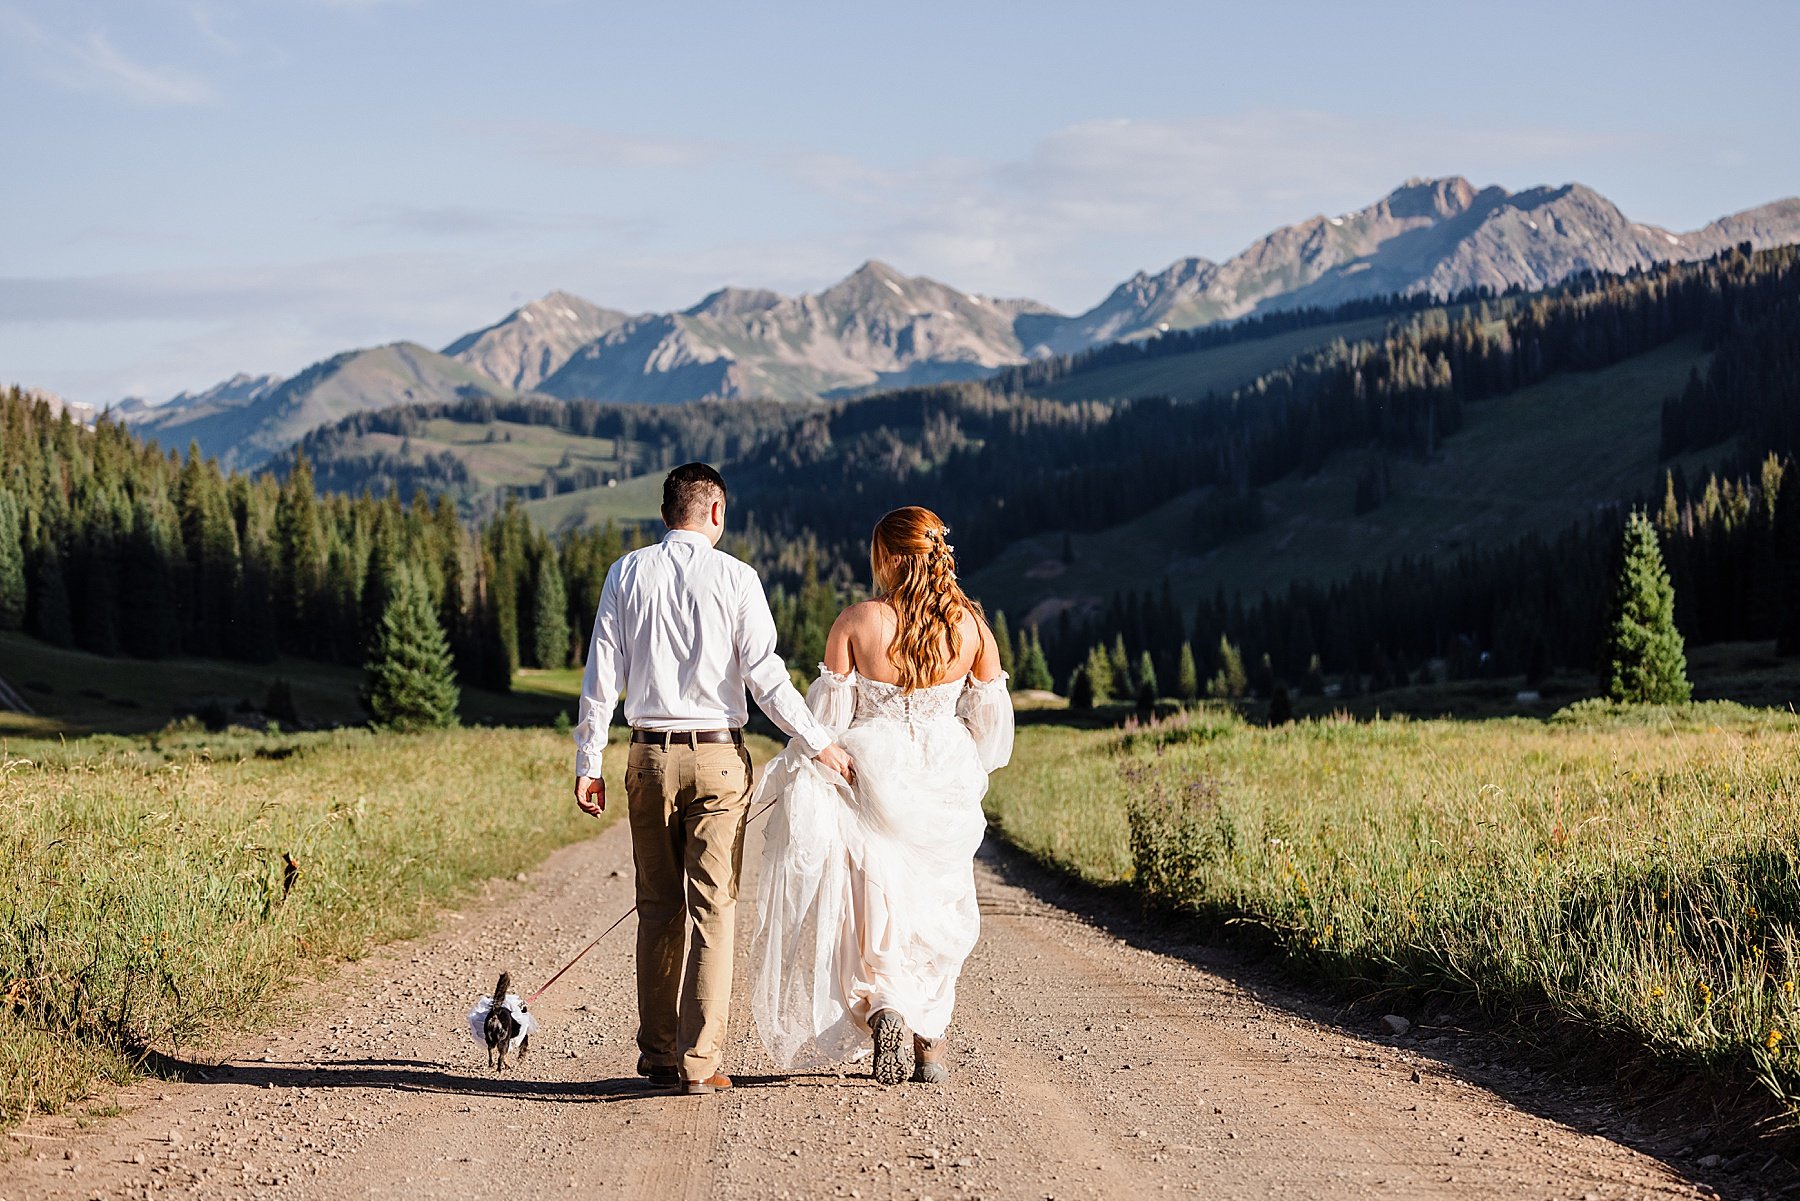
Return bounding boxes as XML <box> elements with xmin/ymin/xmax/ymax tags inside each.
<box><xmin>572</xmin><ymin>463</ymin><xmax>854</xmax><ymax>1095</ymax></box>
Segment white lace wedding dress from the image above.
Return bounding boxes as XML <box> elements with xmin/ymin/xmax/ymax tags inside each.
<box><xmin>751</xmin><ymin>666</ymin><xmax>1014</xmax><ymax>1070</ymax></box>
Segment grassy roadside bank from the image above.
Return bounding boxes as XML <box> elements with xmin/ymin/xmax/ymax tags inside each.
<box><xmin>0</xmin><ymin>724</ymin><xmax>623</xmax><ymax>1129</ymax></box>
<box><xmin>983</xmin><ymin>704</ymin><xmax>1800</xmax><ymax>1117</ymax></box>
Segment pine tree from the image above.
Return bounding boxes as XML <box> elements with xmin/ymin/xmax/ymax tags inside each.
<box><xmin>1135</xmin><ymin>650</ymin><xmax>1157</xmax><ymax>697</ymax></box>
<box><xmin>531</xmin><ymin>550</ymin><xmax>571</xmax><ymax>669</ymax></box>
<box><xmin>231</xmin><ymin>545</ymin><xmax>281</xmax><ymax>663</ymax></box>
<box><xmin>123</xmin><ymin>497</ymin><xmax>181</xmax><ymax>658</ymax></box>
<box><xmin>1084</xmin><ymin>643</ymin><xmax>1114</xmax><ymax>706</ymax></box>
<box><xmin>1015</xmin><ymin>627</ymin><xmax>1054</xmax><ymax>692</ymax></box>
<box><xmin>477</xmin><ymin>548</ymin><xmax>517</xmax><ymax>692</ymax></box>
<box><xmin>1776</xmin><ymin>464</ymin><xmax>1800</xmax><ymax>657</ymax></box>
<box><xmin>363</xmin><ymin>570</ymin><xmax>461</xmax><ymax>731</ymax></box>
<box><xmin>992</xmin><ymin>610</ymin><xmax>1014</xmax><ymax>683</ymax></box>
<box><xmin>0</xmin><ymin>488</ymin><xmax>25</xmax><ymax>630</ymax></box>
<box><xmin>273</xmin><ymin>454</ymin><xmax>327</xmax><ymax>653</ymax></box>
<box><xmin>29</xmin><ymin>532</ymin><xmax>73</xmax><ymax>647</ymax></box>
<box><xmin>1601</xmin><ymin>511</ymin><xmax>1691</xmax><ymax>704</ymax></box>
<box><xmin>1267</xmin><ymin>683</ymin><xmax>1295</xmax><ymax>725</ymax></box>
<box><xmin>1108</xmin><ymin>635</ymin><xmax>1131</xmax><ymax>697</ymax></box>
<box><xmin>1068</xmin><ymin>665</ymin><xmax>1095</xmax><ymax>710</ymax></box>
<box><xmin>1175</xmin><ymin>640</ymin><xmax>1199</xmax><ymax>702</ymax></box>
<box><xmin>1205</xmin><ymin>635</ymin><xmax>1248</xmax><ymax>699</ymax></box>
<box><xmin>78</xmin><ymin>490</ymin><xmax>125</xmax><ymax>655</ymax></box>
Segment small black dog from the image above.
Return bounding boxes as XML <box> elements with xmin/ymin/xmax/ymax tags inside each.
<box><xmin>483</xmin><ymin>972</ymin><xmax>530</xmax><ymax>1071</ymax></box>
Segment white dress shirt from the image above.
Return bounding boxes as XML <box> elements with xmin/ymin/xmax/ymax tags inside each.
<box><xmin>573</xmin><ymin>529</ymin><xmax>833</xmax><ymax>776</ymax></box>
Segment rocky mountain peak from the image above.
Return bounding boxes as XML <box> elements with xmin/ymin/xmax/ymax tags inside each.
<box><xmin>1378</xmin><ymin>175</ymin><xmax>1479</xmax><ymax>220</ymax></box>
<box><xmin>442</xmin><ymin>290</ymin><xmax>632</xmax><ymax>391</ymax></box>
<box><xmin>684</xmin><ymin>286</ymin><xmax>787</xmax><ymax>319</ymax></box>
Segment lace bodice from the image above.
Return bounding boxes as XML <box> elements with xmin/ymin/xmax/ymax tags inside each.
<box><xmin>805</xmin><ymin>665</ymin><xmax>1014</xmax><ymax>772</ymax></box>
<box><xmin>850</xmin><ymin>673</ymin><xmax>965</xmax><ymax>725</ymax></box>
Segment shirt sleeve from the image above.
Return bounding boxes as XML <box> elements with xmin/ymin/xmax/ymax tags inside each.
<box><xmin>573</xmin><ymin>562</ymin><xmax>626</xmax><ymax>777</ymax></box>
<box><xmin>736</xmin><ymin>572</ymin><xmax>834</xmax><ymax>756</ymax></box>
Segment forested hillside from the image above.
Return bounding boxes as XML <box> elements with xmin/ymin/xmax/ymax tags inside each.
<box><xmin>0</xmin><ymin>393</ymin><xmax>632</xmax><ymax>698</ymax></box>
<box><xmin>721</xmin><ymin>244</ymin><xmax>1800</xmax><ymax>697</ymax></box>
<box><xmin>8</xmin><ymin>245</ymin><xmax>1800</xmax><ymax>720</ymax></box>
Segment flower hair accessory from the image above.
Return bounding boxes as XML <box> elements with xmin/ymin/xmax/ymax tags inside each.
<box><xmin>926</xmin><ymin>526</ymin><xmax>955</xmax><ymax>556</ymax></box>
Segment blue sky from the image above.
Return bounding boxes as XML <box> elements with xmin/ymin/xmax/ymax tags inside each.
<box><xmin>2</xmin><ymin>0</ymin><xmax>1796</xmax><ymax>404</ymax></box>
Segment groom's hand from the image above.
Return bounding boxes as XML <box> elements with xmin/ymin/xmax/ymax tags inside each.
<box><xmin>575</xmin><ymin>775</ymin><xmax>605</xmax><ymax>817</ymax></box>
<box><xmin>813</xmin><ymin>743</ymin><xmax>855</xmax><ymax>785</ymax></box>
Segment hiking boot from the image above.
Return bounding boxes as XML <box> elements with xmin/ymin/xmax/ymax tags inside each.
<box><xmin>911</xmin><ymin>1034</ymin><xmax>948</xmax><ymax>1084</ymax></box>
<box><xmin>870</xmin><ymin>1009</ymin><xmax>908</xmax><ymax>1086</ymax></box>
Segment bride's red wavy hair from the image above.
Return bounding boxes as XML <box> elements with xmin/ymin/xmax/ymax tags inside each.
<box><xmin>870</xmin><ymin>506</ymin><xmax>982</xmax><ymax>692</ymax></box>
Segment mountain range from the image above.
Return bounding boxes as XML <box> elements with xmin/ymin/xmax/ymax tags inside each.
<box><xmin>123</xmin><ymin>175</ymin><xmax>1800</xmax><ymax>466</ymax></box>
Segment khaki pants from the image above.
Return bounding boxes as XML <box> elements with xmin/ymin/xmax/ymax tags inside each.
<box><xmin>624</xmin><ymin>737</ymin><xmax>754</xmax><ymax>1082</ymax></box>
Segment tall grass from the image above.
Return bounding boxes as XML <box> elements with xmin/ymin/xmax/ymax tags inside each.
<box><xmin>0</xmin><ymin>724</ymin><xmax>617</xmax><ymax>1128</ymax></box>
<box><xmin>984</xmin><ymin>702</ymin><xmax>1800</xmax><ymax>1113</ymax></box>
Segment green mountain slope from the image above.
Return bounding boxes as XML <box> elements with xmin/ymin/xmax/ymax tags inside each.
<box><xmin>524</xmin><ymin>473</ymin><xmax>667</xmax><ymax>532</ymax></box>
<box><xmin>1030</xmin><ymin>315</ymin><xmax>1391</xmax><ymax>402</ymax></box>
<box><xmin>969</xmin><ymin>335</ymin><xmax>1715</xmax><ymax>626</ymax></box>
<box><xmin>132</xmin><ymin>343</ymin><xmax>517</xmax><ymax>469</ymax></box>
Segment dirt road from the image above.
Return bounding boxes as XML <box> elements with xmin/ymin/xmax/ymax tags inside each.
<box><xmin>0</xmin><ymin>813</ymin><xmax>1738</xmax><ymax>1200</ymax></box>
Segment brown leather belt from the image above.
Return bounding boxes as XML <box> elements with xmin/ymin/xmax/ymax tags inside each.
<box><xmin>630</xmin><ymin>728</ymin><xmax>743</xmax><ymax>747</ymax></box>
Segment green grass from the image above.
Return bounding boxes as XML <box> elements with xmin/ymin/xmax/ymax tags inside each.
<box><xmin>308</xmin><ymin>413</ymin><xmax>658</xmax><ymax>526</ymax></box>
<box><xmin>0</xmin><ymin>725</ymin><xmax>603</xmax><ymax>1126</ymax></box>
<box><xmin>973</xmin><ymin>336</ymin><xmax>1717</xmax><ymax>624</ymax></box>
<box><xmin>523</xmin><ymin>471</ymin><xmax>666</xmax><ymax>534</ymax></box>
<box><xmin>0</xmin><ymin>721</ymin><xmax>787</xmax><ymax>1128</ymax></box>
<box><xmin>513</xmin><ymin>666</ymin><xmax>585</xmax><ymax>700</ymax></box>
<box><xmin>0</xmin><ymin>632</ymin><xmax>572</xmax><ymax>738</ymax></box>
<box><xmin>1031</xmin><ymin>316</ymin><xmax>1393</xmax><ymax>403</ymax></box>
<box><xmin>985</xmin><ymin>703</ymin><xmax>1800</xmax><ymax>1114</ymax></box>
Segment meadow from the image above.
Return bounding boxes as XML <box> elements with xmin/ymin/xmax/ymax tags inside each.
<box><xmin>984</xmin><ymin>702</ymin><xmax>1800</xmax><ymax>1114</ymax></box>
<box><xmin>0</xmin><ymin>723</ymin><xmax>633</xmax><ymax>1129</ymax></box>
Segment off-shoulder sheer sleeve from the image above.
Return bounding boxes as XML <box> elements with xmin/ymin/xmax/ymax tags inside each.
<box><xmin>957</xmin><ymin>673</ymin><xmax>1014</xmax><ymax>772</ymax></box>
<box><xmin>805</xmin><ymin>665</ymin><xmax>857</xmax><ymax>737</ymax></box>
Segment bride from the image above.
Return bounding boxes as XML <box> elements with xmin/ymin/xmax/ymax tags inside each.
<box><xmin>751</xmin><ymin>505</ymin><xmax>1013</xmax><ymax>1085</ymax></box>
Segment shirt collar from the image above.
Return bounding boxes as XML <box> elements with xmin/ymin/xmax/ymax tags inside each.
<box><xmin>663</xmin><ymin>529</ymin><xmax>712</xmax><ymax>549</ymax></box>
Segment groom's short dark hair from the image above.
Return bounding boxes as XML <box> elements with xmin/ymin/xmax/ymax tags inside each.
<box><xmin>662</xmin><ymin>462</ymin><xmax>728</xmax><ymax>525</ymax></box>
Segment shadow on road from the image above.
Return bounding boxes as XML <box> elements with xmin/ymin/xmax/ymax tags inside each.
<box><xmin>143</xmin><ymin>1051</ymin><xmax>869</xmax><ymax>1105</ymax></box>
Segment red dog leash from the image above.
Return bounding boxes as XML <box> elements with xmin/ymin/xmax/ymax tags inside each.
<box><xmin>523</xmin><ymin>798</ymin><xmax>782</xmax><ymax>1006</ymax></box>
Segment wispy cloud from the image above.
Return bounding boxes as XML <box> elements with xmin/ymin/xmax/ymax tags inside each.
<box><xmin>468</xmin><ymin>119</ymin><xmax>722</xmax><ymax>171</ymax></box>
<box><xmin>0</xmin><ymin>6</ymin><xmax>214</xmax><ymax>106</ymax></box>
<box><xmin>342</xmin><ymin>203</ymin><xmax>650</xmax><ymax>241</ymax></box>
<box><xmin>0</xmin><ymin>251</ymin><xmax>531</xmax><ymax>402</ymax></box>
<box><xmin>776</xmin><ymin>111</ymin><xmax>1643</xmax><ymax>306</ymax></box>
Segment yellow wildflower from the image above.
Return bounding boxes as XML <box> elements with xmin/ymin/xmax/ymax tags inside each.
<box><xmin>1650</xmin><ymin>987</ymin><xmax>1665</xmax><ymax>997</ymax></box>
<box><xmin>1769</xmin><ymin>1029</ymin><xmax>1785</xmax><ymax>1052</ymax></box>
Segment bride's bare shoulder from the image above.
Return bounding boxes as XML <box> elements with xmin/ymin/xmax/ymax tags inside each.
<box><xmin>835</xmin><ymin>599</ymin><xmax>891</xmax><ymax>629</ymax></box>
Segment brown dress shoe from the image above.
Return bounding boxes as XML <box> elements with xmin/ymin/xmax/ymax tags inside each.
<box><xmin>682</xmin><ymin>1072</ymin><xmax>733</xmax><ymax>1095</ymax></box>
<box><xmin>636</xmin><ymin>1055</ymin><xmax>680</xmax><ymax>1087</ymax></box>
